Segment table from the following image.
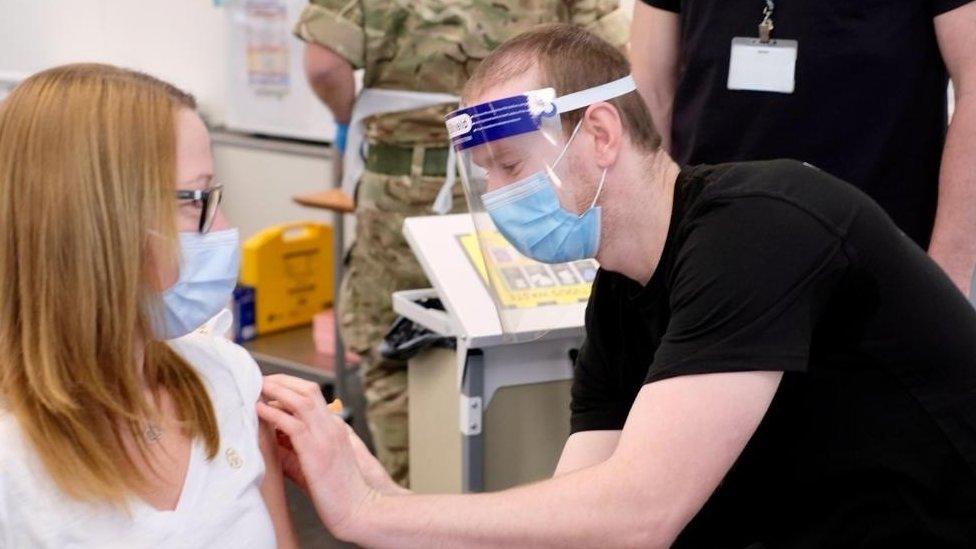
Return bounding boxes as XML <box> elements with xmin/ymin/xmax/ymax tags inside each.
<box><xmin>243</xmin><ymin>325</ymin><xmax>335</xmax><ymax>382</ymax></box>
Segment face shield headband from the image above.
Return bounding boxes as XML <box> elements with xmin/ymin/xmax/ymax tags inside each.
<box><xmin>446</xmin><ymin>75</ymin><xmax>637</xmax><ymax>264</ymax></box>
<box><xmin>447</xmin><ymin>75</ymin><xmax>638</xmax><ymax>154</ymax></box>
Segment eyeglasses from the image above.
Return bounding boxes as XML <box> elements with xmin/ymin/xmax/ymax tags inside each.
<box><xmin>176</xmin><ymin>185</ymin><xmax>223</xmax><ymax>233</ymax></box>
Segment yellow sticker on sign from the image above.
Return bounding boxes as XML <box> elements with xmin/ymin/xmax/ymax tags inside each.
<box><xmin>459</xmin><ymin>232</ymin><xmax>598</xmax><ymax>310</ymax></box>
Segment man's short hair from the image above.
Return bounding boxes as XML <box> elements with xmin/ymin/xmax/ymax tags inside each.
<box><xmin>463</xmin><ymin>23</ymin><xmax>661</xmax><ymax>151</ymax></box>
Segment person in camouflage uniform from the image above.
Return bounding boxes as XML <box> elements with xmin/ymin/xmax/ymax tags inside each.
<box><xmin>295</xmin><ymin>0</ymin><xmax>629</xmax><ymax>486</ymax></box>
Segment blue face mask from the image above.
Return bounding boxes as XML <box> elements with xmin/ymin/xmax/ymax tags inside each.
<box><xmin>156</xmin><ymin>228</ymin><xmax>240</xmax><ymax>340</ymax></box>
<box><xmin>481</xmin><ymin>122</ymin><xmax>608</xmax><ymax>264</ymax></box>
<box><xmin>482</xmin><ymin>174</ymin><xmax>603</xmax><ymax>264</ymax></box>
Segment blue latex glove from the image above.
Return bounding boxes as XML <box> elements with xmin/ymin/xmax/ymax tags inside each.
<box><xmin>334</xmin><ymin>122</ymin><xmax>349</xmax><ymax>154</ymax></box>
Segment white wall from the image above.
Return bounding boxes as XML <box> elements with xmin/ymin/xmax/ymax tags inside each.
<box><xmin>0</xmin><ymin>0</ymin><xmax>338</xmax><ymax>242</ymax></box>
<box><xmin>0</xmin><ymin>0</ymin><xmax>231</xmax><ymax>123</ymax></box>
<box><xmin>0</xmin><ymin>0</ymin><xmax>642</xmax><ymax>241</ymax></box>
<box><xmin>0</xmin><ymin>0</ymin><xmax>639</xmax><ymax>125</ymax></box>
<box><xmin>215</xmin><ymin>144</ymin><xmax>336</xmax><ymax>240</ymax></box>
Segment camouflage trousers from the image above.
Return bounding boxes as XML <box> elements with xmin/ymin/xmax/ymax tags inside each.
<box><xmin>339</xmin><ymin>165</ymin><xmax>465</xmax><ymax>486</ymax></box>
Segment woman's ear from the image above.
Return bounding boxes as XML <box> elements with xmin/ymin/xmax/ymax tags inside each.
<box><xmin>582</xmin><ymin>102</ymin><xmax>624</xmax><ymax>169</ymax></box>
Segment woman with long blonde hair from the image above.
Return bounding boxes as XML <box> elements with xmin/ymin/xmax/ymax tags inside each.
<box><xmin>0</xmin><ymin>63</ymin><xmax>297</xmax><ymax>547</ymax></box>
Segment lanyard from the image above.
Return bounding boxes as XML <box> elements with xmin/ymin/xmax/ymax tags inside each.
<box><xmin>759</xmin><ymin>0</ymin><xmax>775</xmax><ymax>43</ymax></box>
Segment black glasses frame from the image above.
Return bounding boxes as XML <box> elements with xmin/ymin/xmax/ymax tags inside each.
<box><xmin>176</xmin><ymin>185</ymin><xmax>223</xmax><ymax>233</ymax></box>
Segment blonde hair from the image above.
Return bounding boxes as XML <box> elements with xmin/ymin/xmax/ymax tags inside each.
<box><xmin>464</xmin><ymin>24</ymin><xmax>661</xmax><ymax>151</ymax></box>
<box><xmin>0</xmin><ymin>63</ymin><xmax>219</xmax><ymax>504</ymax></box>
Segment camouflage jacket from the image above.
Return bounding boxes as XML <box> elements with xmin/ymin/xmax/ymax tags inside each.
<box><xmin>295</xmin><ymin>0</ymin><xmax>629</xmax><ymax>147</ymax></box>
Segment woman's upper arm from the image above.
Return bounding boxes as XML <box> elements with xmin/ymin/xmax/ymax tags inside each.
<box><xmin>259</xmin><ymin>420</ymin><xmax>299</xmax><ymax>549</ymax></box>
<box><xmin>218</xmin><ymin>338</ymin><xmax>298</xmax><ymax>548</ymax></box>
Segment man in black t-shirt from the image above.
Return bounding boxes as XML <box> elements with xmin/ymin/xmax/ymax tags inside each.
<box><xmin>630</xmin><ymin>0</ymin><xmax>976</xmax><ymax>299</ymax></box>
<box><xmin>256</xmin><ymin>26</ymin><xmax>976</xmax><ymax>548</ymax></box>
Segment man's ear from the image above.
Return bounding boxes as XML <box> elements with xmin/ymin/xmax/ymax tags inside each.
<box><xmin>581</xmin><ymin>102</ymin><xmax>624</xmax><ymax>169</ymax></box>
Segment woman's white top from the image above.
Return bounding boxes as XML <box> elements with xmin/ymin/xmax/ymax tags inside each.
<box><xmin>0</xmin><ymin>331</ymin><xmax>276</xmax><ymax>548</ymax></box>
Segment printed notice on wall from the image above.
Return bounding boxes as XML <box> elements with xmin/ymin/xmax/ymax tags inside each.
<box><xmin>244</xmin><ymin>1</ymin><xmax>290</xmax><ymax>97</ymax></box>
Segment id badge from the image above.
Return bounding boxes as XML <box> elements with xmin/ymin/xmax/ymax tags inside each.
<box><xmin>727</xmin><ymin>37</ymin><xmax>798</xmax><ymax>94</ymax></box>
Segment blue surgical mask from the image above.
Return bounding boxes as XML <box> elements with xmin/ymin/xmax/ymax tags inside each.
<box><xmin>156</xmin><ymin>228</ymin><xmax>240</xmax><ymax>340</ymax></box>
<box><xmin>481</xmin><ymin>123</ymin><xmax>608</xmax><ymax>264</ymax></box>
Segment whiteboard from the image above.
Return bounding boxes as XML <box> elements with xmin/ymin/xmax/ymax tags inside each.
<box><xmin>224</xmin><ymin>0</ymin><xmax>357</xmax><ymax>142</ymax></box>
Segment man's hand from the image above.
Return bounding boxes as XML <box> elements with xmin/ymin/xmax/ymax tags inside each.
<box><xmin>257</xmin><ymin>374</ymin><xmax>378</xmax><ymax>539</ymax></box>
<box><xmin>346</xmin><ymin>422</ymin><xmax>411</xmax><ymax>496</ymax></box>
<box><xmin>272</xmin><ymin>427</ymin><xmax>308</xmax><ymax>492</ymax></box>
<box><xmin>266</xmin><ymin>391</ymin><xmax>408</xmax><ymax>497</ymax></box>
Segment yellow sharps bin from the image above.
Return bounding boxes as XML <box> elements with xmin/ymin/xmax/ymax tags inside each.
<box><xmin>239</xmin><ymin>221</ymin><xmax>334</xmax><ymax>335</ymax></box>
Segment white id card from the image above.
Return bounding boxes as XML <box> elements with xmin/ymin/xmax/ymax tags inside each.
<box><xmin>727</xmin><ymin>37</ymin><xmax>798</xmax><ymax>94</ymax></box>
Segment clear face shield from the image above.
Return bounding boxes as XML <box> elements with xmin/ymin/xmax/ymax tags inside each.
<box><xmin>445</xmin><ymin>75</ymin><xmax>636</xmax><ymax>337</ymax></box>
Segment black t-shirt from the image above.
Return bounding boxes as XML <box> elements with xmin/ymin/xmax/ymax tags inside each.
<box><xmin>572</xmin><ymin>160</ymin><xmax>976</xmax><ymax>547</ymax></box>
<box><xmin>638</xmin><ymin>0</ymin><xmax>973</xmax><ymax>246</ymax></box>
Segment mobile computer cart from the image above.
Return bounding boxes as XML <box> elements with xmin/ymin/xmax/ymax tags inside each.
<box><xmin>395</xmin><ymin>214</ymin><xmax>594</xmax><ymax>493</ymax></box>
